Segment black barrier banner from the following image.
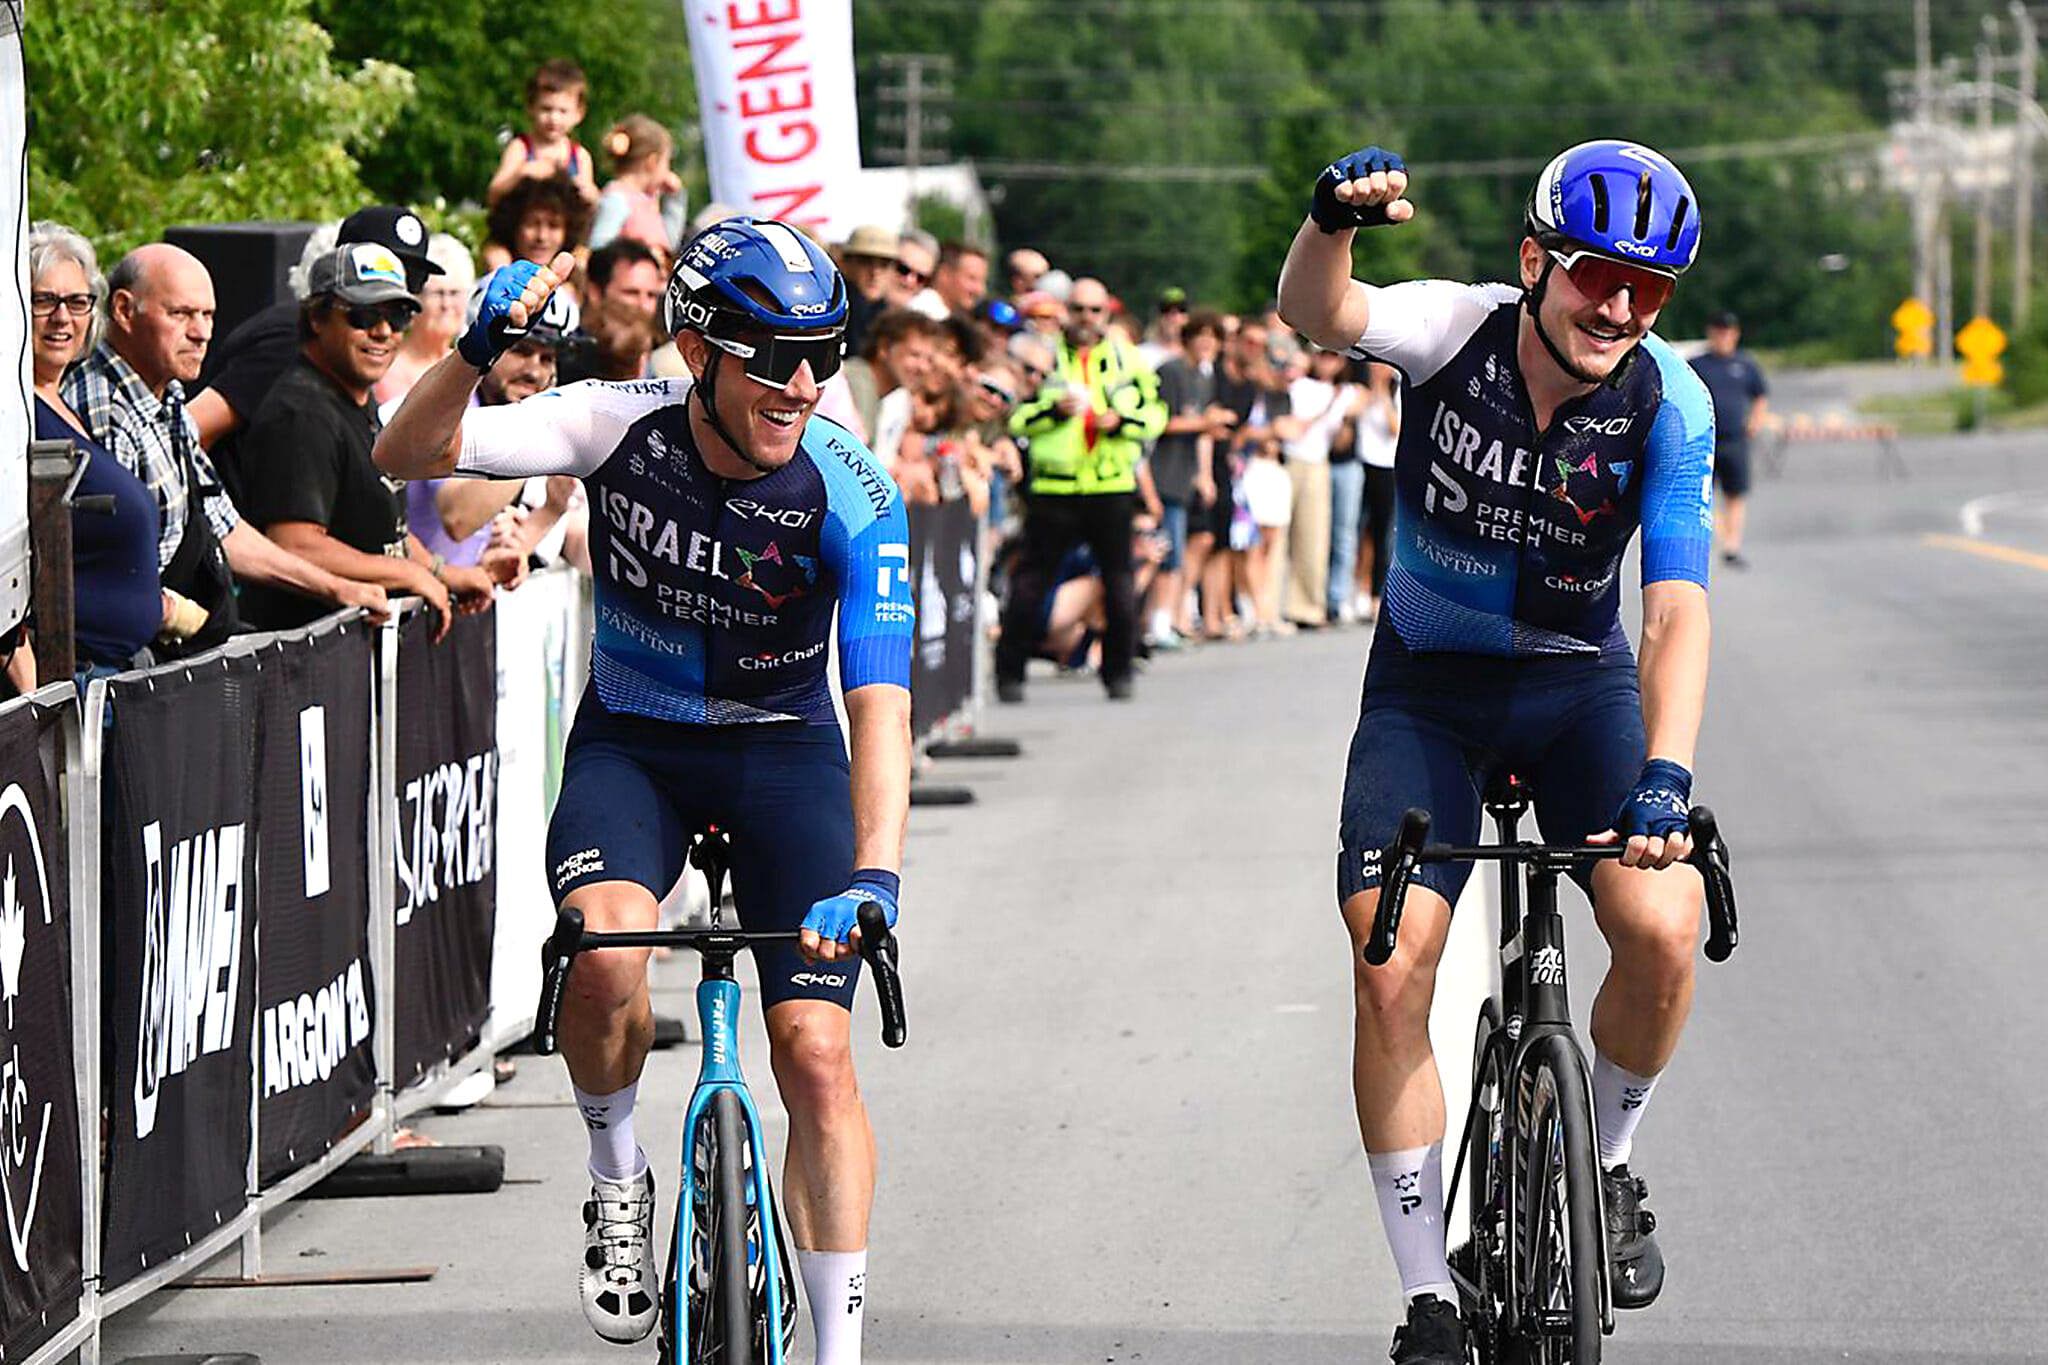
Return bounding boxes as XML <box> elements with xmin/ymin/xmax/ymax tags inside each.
<box><xmin>392</xmin><ymin>606</ymin><xmax>498</xmax><ymax>1085</ymax></box>
<box><xmin>0</xmin><ymin>699</ymin><xmax>84</xmax><ymax>1360</ymax></box>
<box><xmin>103</xmin><ymin>659</ymin><xmax>260</xmax><ymax>1292</ymax></box>
<box><xmin>907</xmin><ymin>498</ymin><xmax>978</xmax><ymax>734</ymax></box>
<box><xmin>256</xmin><ymin>624</ymin><xmax>376</xmax><ymax>1188</ymax></box>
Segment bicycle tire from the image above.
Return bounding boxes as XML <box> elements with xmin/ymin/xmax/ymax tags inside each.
<box><xmin>1513</xmin><ymin>1035</ymin><xmax>1602</xmax><ymax>1364</ymax></box>
<box><xmin>1462</xmin><ymin>998</ymin><xmax>1507</xmax><ymax>1364</ymax></box>
<box><xmin>711</xmin><ymin>1090</ymin><xmax>758</xmax><ymax>1365</ymax></box>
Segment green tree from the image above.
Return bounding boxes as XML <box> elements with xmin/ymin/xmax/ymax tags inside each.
<box><xmin>26</xmin><ymin>0</ymin><xmax>412</xmax><ymax>257</ymax></box>
<box><xmin>312</xmin><ymin>0</ymin><xmax>698</xmax><ymax>212</ymax></box>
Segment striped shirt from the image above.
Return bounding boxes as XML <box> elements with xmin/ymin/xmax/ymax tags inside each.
<box><xmin>61</xmin><ymin>343</ymin><xmax>239</xmax><ymax>570</ymax></box>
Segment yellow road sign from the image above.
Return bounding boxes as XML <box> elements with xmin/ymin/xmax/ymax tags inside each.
<box><xmin>1961</xmin><ymin>356</ymin><xmax>2005</xmax><ymax>388</ymax></box>
<box><xmin>1956</xmin><ymin>314</ymin><xmax>2007</xmax><ymax>360</ymax></box>
<box><xmin>1892</xmin><ymin>296</ymin><xmax>1934</xmax><ymax>358</ymax></box>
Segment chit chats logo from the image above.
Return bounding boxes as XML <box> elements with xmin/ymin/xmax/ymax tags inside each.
<box><xmin>0</xmin><ymin>783</ymin><xmax>55</xmax><ymax>1271</ymax></box>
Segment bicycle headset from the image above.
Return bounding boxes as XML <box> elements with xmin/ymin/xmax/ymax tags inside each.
<box><xmin>1522</xmin><ymin>139</ymin><xmax>1701</xmax><ymax>387</ymax></box>
<box><xmin>468</xmin><ymin>264</ymin><xmax>583</xmax><ymax>346</ymax></box>
<box><xmin>661</xmin><ymin>216</ymin><xmax>850</xmax><ymax>472</ymax></box>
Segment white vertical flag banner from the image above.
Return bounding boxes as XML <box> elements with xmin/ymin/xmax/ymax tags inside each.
<box><xmin>1</xmin><ymin>2</ymin><xmax>32</xmax><ymax>640</ymax></box>
<box><xmin>682</xmin><ymin>0</ymin><xmax>865</xmax><ymax>239</ymax></box>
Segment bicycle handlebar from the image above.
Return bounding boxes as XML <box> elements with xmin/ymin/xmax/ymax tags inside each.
<box><xmin>531</xmin><ymin>906</ymin><xmax>909</xmax><ymax>1055</ymax></box>
<box><xmin>1362</xmin><ymin>805</ymin><xmax>1739</xmax><ymax>967</ymax></box>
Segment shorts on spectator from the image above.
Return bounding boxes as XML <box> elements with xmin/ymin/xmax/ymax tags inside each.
<box><xmin>1713</xmin><ymin>439</ymin><xmax>1751</xmax><ymax>498</ymax></box>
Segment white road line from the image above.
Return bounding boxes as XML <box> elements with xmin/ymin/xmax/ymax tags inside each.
<box><xmin>1429</xmin><ymin>869</ymin><xmax>1499</xmax><ymax>1242</ymax></box>
<box><xmin>1959</xmin><ymin>489</ymin><xmax>2048</xmax><ymax>538</ymax></box>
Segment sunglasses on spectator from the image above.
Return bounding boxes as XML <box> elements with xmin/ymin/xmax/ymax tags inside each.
<box><xmin>708</xmin><ymin>330</ymin><xmax>846</xmax><ymax>389</ymax></box>
<box><xmin>31</xmin><ymin>291</ymin><xmax>95</xmax><ymax>318</ymax></box>
<box><xmin>340</xmin><ymin>301</ymin><xmax>420</xmax><ymax>333</ymax></box>
<box><xmin>1072</xmin><ymin>302</ymin><xmax>1109</xmax><ymax>316</ymax></box>
<box><xmin>976</xmin><ymin>376</ymin><xmax>1017</xmax><ymax>405</ymax></box>
<box><xmin>1546</xmin><ymin>249</ymin><xmax>1676</xmax><ymax>314</ymax></box>
<box><xmin>894</xmin><ymin>261</ymin><xmax>930</xmax><ymax>285</ymax></box>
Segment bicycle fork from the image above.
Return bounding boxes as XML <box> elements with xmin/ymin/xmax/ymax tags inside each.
<box><xmin>674</xmin><ymin>972</ymin><xmax>797</xmax><ymax>1363</ymax></box>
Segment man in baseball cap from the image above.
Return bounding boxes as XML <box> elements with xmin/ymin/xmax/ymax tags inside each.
<box><xmin>192</xmin><ymin>204</ymin><xmax>450</xmax><ymax>466</ymax></box>
<box><xmin>337</xmin><ymin>205</ymin><xmax>445</xmax><ymax>292</ymax></box>
<box><xmin>234</xmin><ymin>240</ymin><xmax>496</xmax><ymax>635</ymax></box>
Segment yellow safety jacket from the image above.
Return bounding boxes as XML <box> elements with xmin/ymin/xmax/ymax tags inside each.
<box><xmin>1010</xmin><ymin>334</ymin><xmax>1167</xmax><ymax>496</ymax></box>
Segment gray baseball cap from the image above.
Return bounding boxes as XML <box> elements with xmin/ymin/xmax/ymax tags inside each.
<box><xmin>306</xmin><ymin>242</ymin><xmax>419</xmax><ymax>307</ymax></box>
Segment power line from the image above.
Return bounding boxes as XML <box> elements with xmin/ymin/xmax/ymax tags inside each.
<box><xmin>974</xmin><ymin>128</ymin><xmax>1888</xmax><ymax>183</ymax></box>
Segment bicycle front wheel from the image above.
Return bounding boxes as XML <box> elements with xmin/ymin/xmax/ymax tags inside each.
<box><xmin>1513</xmin><ymin>1035</ymin><xmax>1603</xmax><ymax>1364</ymax></box>
<box><xmin>684</xmin><ymin>1090</ymin><xmax>758</xmax><ymax>1365</ymax></box>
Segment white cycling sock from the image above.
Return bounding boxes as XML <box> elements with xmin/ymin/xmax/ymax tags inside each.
<box><xmin>1591</xmin><ymin>1052</ymin><xmax>1659</xmax><ymax>1171</ymax></box>
<box><xmin>1368</xmin><ymin>1143</ymin><xmax>1455</xmax><ymax>1307</ymax></box>
<box><xmin>797</xmin><ymin>1248</ymin><xmax>867</xmax><ymax>1365</ymax></box>
<box><xmin>574</xmin><ymin>1081</ymin><xmax>646</xmax><ymax>1183</ymax></box>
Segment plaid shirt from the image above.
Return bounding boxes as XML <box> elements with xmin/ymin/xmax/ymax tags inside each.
<box><xmin>61</xmin><ymin>342</ymin><xmax>239</xmax><ymax>570</ymax></box>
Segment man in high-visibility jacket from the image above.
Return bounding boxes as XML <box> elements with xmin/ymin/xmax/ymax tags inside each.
<box><xmin>996</xmin><ymin>276</ymin><xmax>1168</xmax><ymax>701</ymax></box>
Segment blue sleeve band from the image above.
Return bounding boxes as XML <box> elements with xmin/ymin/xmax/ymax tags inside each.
<box><xmin>811</xmin><ymin>421</ymin><xmax>915</xmax><ymax>692</ymax></box>
<box><xmin>852</xmin><ymin>868</ymin><xmax>900</xmax><ymax>899</ymax></box>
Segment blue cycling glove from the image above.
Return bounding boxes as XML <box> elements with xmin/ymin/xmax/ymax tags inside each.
<box><xmin>802</xmin><ymin>869</ymin><xmax>899</xmax><ymax>946</ymax></box>
<box><xmin>458</xmin><ymin>259</ymin><xmax>543</xmax><ymax>369</ymax></box>
<box><xmin>1611</xmin><ymin>759</ymin><xmax>1693</xmax><ymax>842</ymax></box>
<box><xmin>1311</xmin><ymin>146</ymin><xmax>1408</xmax><ymax>234</ymax></box>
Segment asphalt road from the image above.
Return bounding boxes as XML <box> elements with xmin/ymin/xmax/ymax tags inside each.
<box><xmin>102</xmin><ymin>430</ymin><xmax>2048</xmax><ymax>1364</ymax></box>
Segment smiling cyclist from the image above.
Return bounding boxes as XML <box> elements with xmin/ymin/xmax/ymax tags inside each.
<box><xmin>376</xmin><ymin>218</ymin><xmax>913</xmax><ymax>1365</ymax></box>
<box><xmin>1278</xmin><ymin>142</ymin><xmax>1716</xmax><ymax>1364</ymax></box>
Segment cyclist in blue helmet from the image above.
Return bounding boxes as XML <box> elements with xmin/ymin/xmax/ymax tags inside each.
<box><xmin>377</xmin><ymin>224</ymin><xmax>911</xmax><ymax>1364</ymax></box>
<box><xmin>1279</xmin><ymin>142</ymin><xmax>1716</xmax><ymax>1363</ymax></box>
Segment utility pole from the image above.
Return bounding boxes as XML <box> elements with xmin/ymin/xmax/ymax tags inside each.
<box><xmin>2014</xmin><ymin>0</ymin><xmax>2038</xmax><ymax>331</ymax></box>
<box><xmin>874</xmin><ymin>54</ymin><xmax>953</xmax><ymax>231</ymax></box>
<box><xmin>1914</xmin><ymin>0</ymin><xmax>1935</xmax><ymax>327</ymax></box>
<box><xmin>1975</xmin><ymin>19</ymin><xmax>1998</xmax><ymax>325</ymax></box>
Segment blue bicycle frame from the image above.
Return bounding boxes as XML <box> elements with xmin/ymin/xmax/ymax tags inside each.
<box><xmin>533</xmin><ymin>830</ymin><xmax>907</xmax><ymax>1365</ymax></box>
<box><xmin>676</xmin><ymin>969</ymin><xmax>795</xmax><ymax>1360</ymax></box>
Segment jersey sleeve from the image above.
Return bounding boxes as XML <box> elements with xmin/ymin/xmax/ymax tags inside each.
<box><xmin>1639</xmin><ymin>340</ymin><xmax>1716</xmax><ymax>589</ymax></box>
<box><xmin>810</xmin><ymin>422</ymin><xmax>914</xmax><ymax>693</ymax></box>
<box><xmin>454</xmin><ymin>378</ymin><xmax>686</xmax><ymax>480</ymax></box>
<box><xmin>1346</xmin><ymin>280</ymin><xmax>1516</xmax><ymax>384</ymax></box>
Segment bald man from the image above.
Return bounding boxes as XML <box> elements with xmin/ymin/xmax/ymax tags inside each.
<box><xmin>63</xmin><ymin>244</ymin><xmax>385</xmax><ymax>652</ymax></box>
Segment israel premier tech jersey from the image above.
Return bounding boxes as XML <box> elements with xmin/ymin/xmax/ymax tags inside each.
<box><xmin>456</xmin><ymin>378</ymin><xmax>912</xmax><ymax>724</ymax></box>
<box><xmin>1347</xmin><ymin>281</ymin><xmax>1714</xmax><ymax>656</ymax></box>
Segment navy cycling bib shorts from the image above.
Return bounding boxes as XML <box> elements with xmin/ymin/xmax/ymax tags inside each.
<box><xmin>1332</xmin><ymin>280</ymin><xmax>1714</xmax><ymax>909</ymax></box>
<box><xmin>457</xmin><ymin>378</ymin><xmax>913</xmax><ymax>1010</ymax></box>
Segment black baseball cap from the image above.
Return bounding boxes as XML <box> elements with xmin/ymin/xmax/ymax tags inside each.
<box><xmin>1706</xmin><ymin>309</ymin><xmax>1739</xmax><ymax>329</ymax></box>
<box><xmin>338</xmin><ymin>205</ymin><xmax>443</xmax><ymax>291</ymax></box>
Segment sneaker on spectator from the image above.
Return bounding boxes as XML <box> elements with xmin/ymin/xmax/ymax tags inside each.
<box><xmin>1144</xmin><ymin>628</ymin><xmax>1184</xmax><ymax>652</ymax></box>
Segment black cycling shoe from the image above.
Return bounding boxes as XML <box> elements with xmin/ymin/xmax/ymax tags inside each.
<box><xmin>1603</xmin><ymin>1163</ymin><xmax>1665</xmax><ymax>1309</ymax></box>
<box><xmin>1388</xmin><ymin>1295</ymin><xmax>1467</xmax><ymax>1365</ymax></box>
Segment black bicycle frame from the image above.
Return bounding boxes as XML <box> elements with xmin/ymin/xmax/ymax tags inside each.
<box><xmin>1367</xmin><ymin>785</ymin><xmax>1738</xmax><ymax>1346</ymax></box>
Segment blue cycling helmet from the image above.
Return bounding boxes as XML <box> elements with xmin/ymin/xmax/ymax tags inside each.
<box><xmin>1525</xmin><ymin>139</ymin><xmax>1700</xmax><ymax>274</ymax></box>
<box><xmin>662</xmin><ymin>215</ymin><xmax>848</xmax><ymax>340</ymax></box>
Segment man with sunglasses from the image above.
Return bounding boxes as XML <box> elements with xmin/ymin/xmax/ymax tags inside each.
<box><xmin>1278</xmin><ymin>140</ymin><xmax>1716</xmax><ymax>1365</ymax></box>
<box><xmin>235</xmin><ymin>243</ymin><xmax>497</xmax><ymax>633</ymax></box>
<box><xmin>376</xmin><ymin>218</ymin><xmax>912</xmax><ymax>1365</ymax></box>
<box><xmin>996</xmin><ymin>276</ymin><xmax>1167</xmax><ymax>701</ymax></box>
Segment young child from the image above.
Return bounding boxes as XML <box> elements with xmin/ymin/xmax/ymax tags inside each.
<box><xmin>488</xmin><ymin>58</ymin><xmax>601</xmax><ymax>208</ymax></box>
<box><xmin>590</xmin><ymin>114</ymin><xmax>683</xmax><ymax>258</ymax></box>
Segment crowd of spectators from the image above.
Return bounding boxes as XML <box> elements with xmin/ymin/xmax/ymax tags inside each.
<box><xmin>14</xmin><ymin>52</ymin><xmax>1402</xmax><ymax>707</ymax></box>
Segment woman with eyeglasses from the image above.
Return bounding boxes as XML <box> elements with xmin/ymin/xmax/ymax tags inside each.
<box><xmin>27</xmin><ymin>222</ymin><xmax>169</xmax><ymax>676</ymax></box>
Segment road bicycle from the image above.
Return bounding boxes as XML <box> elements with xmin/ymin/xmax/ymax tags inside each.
<box><xmin>1365</xmin><ymin>774</ymin><xmax>1737</xmax><ymax>1364</ymax></box>
<box><xmin>534</xmin><ymin>828</ymin><xmax>907</xmax><ymax>1365</ymax></box>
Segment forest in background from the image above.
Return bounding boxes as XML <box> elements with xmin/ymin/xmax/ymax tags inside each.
<box><xmin>24</xmin><ymin>0</ymin><xmax>2041</xmax><ymax>358</ymax></box>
